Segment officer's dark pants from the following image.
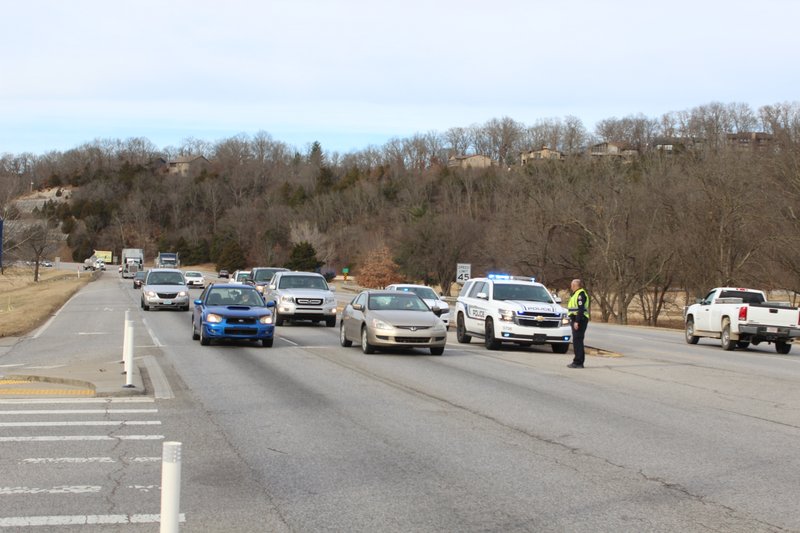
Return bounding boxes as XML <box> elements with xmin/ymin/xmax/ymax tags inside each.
<box><xmin>572</xmin><ymin>319</ymin><xmax>588</xmax><ymax>366</ymax></box>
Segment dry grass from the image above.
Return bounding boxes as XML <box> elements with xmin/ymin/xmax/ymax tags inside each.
<box><xmin>0</xmin><ymin>267</ymin><xmax>92</xmax><ymax>337</ymax></box>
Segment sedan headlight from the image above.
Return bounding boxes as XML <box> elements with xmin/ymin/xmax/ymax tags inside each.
<box><xmin>206</xmin><ymin>313</ymin><xmax>222</xmax><ymax>324</ymax></box>
<box><xmin>498</xmin><ymin>309</ymin><xmax>515</xmax><ymax>322</ymax></box>
<box><xmin>178</xmin><ymin>291</ymin><xmax>187</xmax><ymax>297</ymax></box>
<box><xmin>370</xmin><ymin>318</ymin><xmax>393</xmax><ymax>330</ymax></box>
<box><xmin>145</xmin><ymin>290</ymin><xmax>157</xmax><ymax>298</ymax></box>
<box><xmin>259</xmin><ymin>314</ymin><xmax>273</xmax><ymax>325</ymax></box>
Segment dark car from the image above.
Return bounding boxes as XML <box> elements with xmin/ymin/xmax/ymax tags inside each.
<box><xmin>218</xmin><ymin>269</ymin><xmax>230</xmax><ymax>279</ymax></box>
<box><xmin>133</xmin><ymin>270</ymin><xmax>147</xmax><ymax>289</ymax></box>
<box><xmin>191</xmin><ymin>284</ymin><xmax>276</xmax><ymax>347</ymax></box>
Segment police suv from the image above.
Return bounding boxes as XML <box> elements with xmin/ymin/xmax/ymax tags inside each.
<box><xmin>455</xmin><ymin>275</ymin><xmax>572</xmax><ymax>352</ymax></box>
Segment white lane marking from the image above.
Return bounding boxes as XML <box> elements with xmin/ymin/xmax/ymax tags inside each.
<box><xmin>22</xmin><ymin>457</ymin><xmax>114</xmax><ymax>464</ymax></box>
<box><xmin>0</xmin><ymin>364</ymin><xmax>26</xmax><ymax>368</ymax></box>
<box><xmin>0</xmin><ymin>421</ymin><xmax>161</xmax><ymax>427</ymax></box>
<box><xmin>0</xmin><ymin>397</ymin><xmax>154</xmax><ymax>405</ymax></box>
<box><xmin>281</xmin><ymin>337</ymin><xmax>299</xmax><ymax>346</ymax></box>
<box><xmin>141</xmin><ymin>355</ymin><xmax>174</xmax><ymax>399</ymax></box>
<box><xmin>0</xmin><ymin>435</ymin><xmax>164</xmax><ymax>442</ymax></box>
<box><xmin>22</xmin><ymin>457</ymin><xmax>161</xmax><ymax>464</ymax></box>
<box><xmin>141</xmin><ymin>318</ymin><xmax>163</xmax><ymax>347</ymax></box>
<box><xmin>0</xmin><ymin>486</ymin><xmax>101</xmax><ymax>495</ymax></box>
<box><xmin>0</xmin><ymin>409</ymin><xmax>158</xmax><ymax>415</ymax></box>
<box><xmin>16</xmin><ymin>365</ymin><xmax>65</xmax><ymax>370</ymax></box>
<box><xmin>76</xmin><ymin>332</ymin><xmax>109</xmax><ymax>336</ymax></box>
<box><xmin>0</xmin><ymin>513</ymin><xmax>186</xmax><ymax>527</ymax></box>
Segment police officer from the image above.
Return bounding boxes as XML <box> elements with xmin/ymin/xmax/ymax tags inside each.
<box><xmin>567</xmin><ymin>278</ymin><xmax>590</xmax><ymax>368</ymax></box>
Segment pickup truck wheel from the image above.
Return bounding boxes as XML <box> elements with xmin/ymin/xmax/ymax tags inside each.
<box><xmin>456</xmin><ymin>314</ymin><xmax>472</xmax><ymax>343</ymax></box>
<box><xmin>721</xmin><ymin>321</ymin><xmax>735</xmax><ymax>351</ymax></box>
<box><xmin>775</xmin><ymin>341</ymin><xmax>791</xmax><ymax>354</ymax></box>
<box><xmin>485</xmin><ymin>319</ymin><xmax>501</xmax><ymax>350</ymax></box>
<box><xmin>685</xmin><ymin>318</ymin><xmax>699</xmax><ymax>344</ymax></box>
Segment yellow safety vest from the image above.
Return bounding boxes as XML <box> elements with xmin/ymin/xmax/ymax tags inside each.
<box><xmin>568</xmin><ymin>288</ymin><xmax>590</xmax><ymax>320</ymax></box>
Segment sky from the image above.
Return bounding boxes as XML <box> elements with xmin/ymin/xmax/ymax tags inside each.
<box><xmin>2</xmin><ymin>0</ymin><xmax>799</xmax><ymax>156</ymax></box>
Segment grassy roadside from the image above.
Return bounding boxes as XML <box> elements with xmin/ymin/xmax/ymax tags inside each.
<box><xmin>0</xmin><ymin>267</ymin><xmax>93</xmax><ymax>337</ymax></box>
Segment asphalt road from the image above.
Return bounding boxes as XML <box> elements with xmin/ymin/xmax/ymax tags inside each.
<box><xmin>2</xmin><ymin>272</ymin><xmax>799</xmax><ymax>532</ymax></box>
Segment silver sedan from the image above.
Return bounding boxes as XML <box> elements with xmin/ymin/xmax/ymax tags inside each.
<box><xmin>340</xmin><ymin>290</ymin><xmax>448</xmax><ymax>355</ymax></box>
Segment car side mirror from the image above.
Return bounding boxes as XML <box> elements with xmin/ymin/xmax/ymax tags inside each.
<box><xmin>268</xmin><ymin>284</ymin><xmax>277</xmax><ymax>290</ymax></box>
<box><xmin>194</xmin><ymin>299</ymin><xmax>202</xmax><ymax>306</ymax></box>
<box><xmin>266</xmin><ymin>301</ymin><xmax>275</xmax><ymax>308</ymax></box>
<box><xmin>352</xmin><ymin>303</ymin><xmax>364</xmax><ymax>311</ymax></box>
<box><xmin>552</xmin><ymin>293</ymin><xmax>562</xmax><ymax>304</ymax></box>
<box><xmin>431</xmin><ymin>305</ymin><xmax>443</xmax><ymax>317</ymax></box>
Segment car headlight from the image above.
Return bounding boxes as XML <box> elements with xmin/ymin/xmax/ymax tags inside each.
<box><xmin>325</xmin><ymin>296</ymin><xmax>335</xmax><ymax>305</ymax></box>
<box><xmin>145</xmin><ymin>290</ymin><xmax>157</xmax><ymax>298</ymax></box>
<box><xmin>371</xmin><ymin>318</ymin><xmax>393</xmax><ymax>330</ymax></box>
<box><xmin>498</xmin><ymin>309</ymin><xmax>515</xmax><ymax>322</ymax></box>
<box><xmin>259</xmin><ymin>314</ymin><xmax>273</xmax><ymax>325</ymax></box>
<box><xmin>256</xmin><ymin>286</ymin><xmax>264</xmax><ymax>293</ymax></box>
<box><xmin>206</xmin><ymin>313</ymin><xmax>222</xmax><ymax>324</ymax></box>
<box><xmin>178</xmin><ymin>291</ymin><xmax>187</xmax><ymax>297</ymax></box>
<box><xmin>561</xmin><ymin>314</ymin><xmax>570</xmax><ymax>326</ymax></box>
<box><xmin>280</xmin><ymin>295</ymin><xmax>294</xmax><ymax>303</ymax></box>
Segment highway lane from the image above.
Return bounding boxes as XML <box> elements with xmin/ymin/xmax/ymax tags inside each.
<box><xmin>137</xmin><ymin>283</ymin><xmax>800</xmax><ymax>532</ymax></box>
<box><xmin>5</xmin><ymin>273</ymin><xmax>796</xmax><ymax>531</ymax></box>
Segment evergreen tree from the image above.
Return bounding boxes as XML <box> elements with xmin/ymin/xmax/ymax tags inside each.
<box><xmin>285</xmin><ymin>241</ymin><xmax>323</xmax><ymax>272</ymax></box>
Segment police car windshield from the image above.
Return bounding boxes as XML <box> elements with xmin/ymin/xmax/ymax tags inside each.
<box><xmin>397</xmin><ymin>286</ymin><xmax>437</xmax><ymax>300</ymax></box>
<box><xmin>493</xmin><ymin>283</ymin><xmax>552</xmax><ymax>303</ymax></box>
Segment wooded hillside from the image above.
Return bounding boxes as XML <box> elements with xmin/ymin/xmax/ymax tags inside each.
<box><xmin>3</xmin><ymin>101</ymin><xmax>800</xmax><ymax>325</ymax></box>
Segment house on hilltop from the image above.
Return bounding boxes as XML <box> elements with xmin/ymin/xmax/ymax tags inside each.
<box><xmin>167</xmin><ymin>155</ymin><xmax>210</xmax><ymax>177</ymax></box>
<box><xmin>520</xmin><ymin>146</ymin><xmax>564</xmax><ymax>164</ymax></box>
<box><xmin>447</xmin><ymin>154</ymin><xmax>494</xmax><ymax>170</ymax></box>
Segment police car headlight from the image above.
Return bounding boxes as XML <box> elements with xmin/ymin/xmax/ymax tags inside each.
<box><xmin>561</xmin><ymin>314</ymin><xmax>570</xmax><ymax>326</ymax></box>
<box><xmin>499</xmin><ymin>309</ymin><xmax>515</xmax><ymax>322</ymax></box>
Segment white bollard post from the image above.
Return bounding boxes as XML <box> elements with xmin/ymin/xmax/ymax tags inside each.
<box><xmin>123</xmin><ymin>312</ymin><xmax>135</xmax><ymax>388</ymax></box>
<box><xmin>160</xmin><ymin>441</ymin><xmax>182</xmax><ymax>533</ymax></box>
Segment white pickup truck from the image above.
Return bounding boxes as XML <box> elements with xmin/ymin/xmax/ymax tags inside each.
<box><xmin>684</xmin><ymin>287</ymin><xmax>800</xmax><ymax>353</ymax></box>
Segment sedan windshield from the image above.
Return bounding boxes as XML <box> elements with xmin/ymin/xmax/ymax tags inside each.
<box><xmin>492</xmin><ymin>283</ymin><xmax>552</xmax><ymax>303</ymax></box>
<box><xmin>147</xmin><ymin>272</ymin><xmax>185</xmax><ymax>285</ymax></box>
<box><xmin>369</xmin><ymin>294</ymin><xmax>429</xmax><ymax>311</ymax></box>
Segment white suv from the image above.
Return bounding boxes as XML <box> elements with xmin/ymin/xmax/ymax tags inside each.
<box><xmin>455</xmin><ymin>275</ymin><xmax>571</xmax><ymax>352</ymax></box>
<box><xmin>265</xmin><ymin>271</ymin><xmax>337</xmax><ymax>327</ymax></box>
<box><xmin>385</xmin><ymin>284</ymin><xmax>451</xmax><ymax>327</ymax></box>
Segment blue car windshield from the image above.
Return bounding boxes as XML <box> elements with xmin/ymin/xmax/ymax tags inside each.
<box><xmin>206</xmin><ymin>288</ymin><xmax>264</xmax><ymax>306</ymax></box>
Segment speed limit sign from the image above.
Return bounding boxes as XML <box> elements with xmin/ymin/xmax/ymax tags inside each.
<box><xmin>456</xmin><ymin>263</ymin><xmax>471</xmax><ymax>284</ymax></box>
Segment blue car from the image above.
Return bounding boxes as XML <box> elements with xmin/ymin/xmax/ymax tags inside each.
<box><xmin>192</xmin><ymin>284</ymin><xmax>276</xmax><ymax>347</ymax></box>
